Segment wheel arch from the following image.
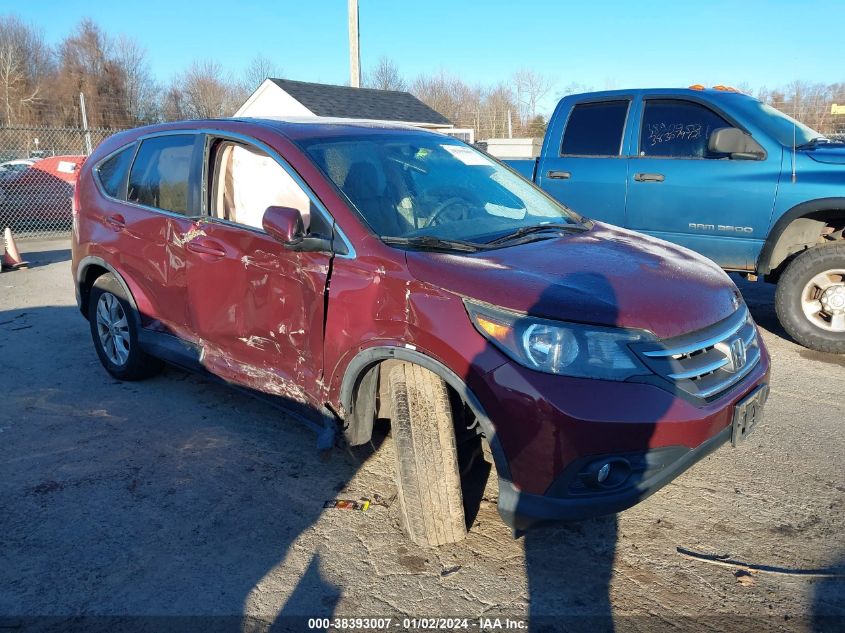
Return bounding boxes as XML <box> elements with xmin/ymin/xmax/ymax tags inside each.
<box><xmin>339</xmin><ymin>346</ymin><xmax>511</xmax><ymax>481</ymax></box>
<box><xmin>76</xmin><ymin>256</ymin><xmax>140</xmax><ymax>322</ymax></box>
<box><xmin>758</xmin><ymin>198</ymin><xmax>845</xmax><ymax>275</ymax></box>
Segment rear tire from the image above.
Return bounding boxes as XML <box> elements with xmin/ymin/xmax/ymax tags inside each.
<box><xmin>775</xmin><ymin>243</ymin><xmax>845</xmax><ymax>353</ymax></box>
<box><xmin>388</xmin><ymin>362</ymin><xmax>467</xmax><ymax>547</ymax></box>
<box><xmin>88</xmin><ymin>273</ymin><xmax>164</xmax><ymax>380</ymax></box>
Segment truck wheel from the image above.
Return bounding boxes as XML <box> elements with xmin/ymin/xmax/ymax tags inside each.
<box><xmin>387</xmin><ymin>362</ymin><xmax>467</xmax><ymax>547</ymax></box>
<box><xmin>88</xmin><ymin>273</ymin><xmax>164</xmax><ymax>380</ymax></box>
<box><xmin>775</xmin><ymin>243</ymin><xmax>845</xmax><ymax>353</ymax></box>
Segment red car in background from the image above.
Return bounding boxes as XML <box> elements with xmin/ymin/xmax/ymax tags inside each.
<box><xmin>0</xmin><ymin>155</ymin><xmax>85</xmax><ymax>230</ymax></box>
<box><xmin>71</xmin><ymin>120</ymin><xmax>770</xmax><ymax>547</ymax></box>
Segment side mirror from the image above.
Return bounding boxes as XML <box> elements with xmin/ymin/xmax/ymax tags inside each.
<box><xmin>261</xmin><ymin>204</ymin><xmax>336</xmax><ymax>253</ymax></box>
<box><xmin>262</xmin><ymin>205</ymin><xmax>305</xmax><ymax>245</ymax></box>
<box><xmin>708</xmin><ymin>127</ymin><xmax>765</xmax><ymax>160</ymax></box>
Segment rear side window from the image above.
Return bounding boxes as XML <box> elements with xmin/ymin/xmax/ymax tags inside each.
<box><xmin>96</xmin><ymin>145</ymin><xmax>134</xmax><ymax>199</ymax></box>
<box><xmin>561</xmin><ymin>100</ymin><xmax>629</xmax><ymax>156</ymax></box>
<box><xmin>128</xmin><ymin>135</ymin><xmax>195</xmax><ymax>214</ymax></box>
<box><xmin>640</xmin><ymin>99</ymin><xmax>733</xmax><ymax>158</ymax></box>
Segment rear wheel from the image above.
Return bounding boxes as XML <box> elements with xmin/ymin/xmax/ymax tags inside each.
<box><xmin>775</xmin><ymin>243</ymin><xmax>845</xmax><ymax>353</ymax></box>
<box><xmin>88</xmin><ymin>273</ymin><xmax>163</xmax><ymax>380</ymax></box>
<box><xmin>387</xmin><ymin>362</ymin><xmax>467</xmax><ymax>547</ymax></box>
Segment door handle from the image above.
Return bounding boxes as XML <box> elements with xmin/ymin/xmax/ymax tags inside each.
<box><xmin>547</xmin><ymin>170</ymin><xmax>571</xmax><ymax>180</ymax></box>
<box><xmin>105</xmin><ymin>214</ymin><xmax>125</xmax><ymax>231</ymax></box>
<box><xmin>186</xmin><ymin>239</ymin><xmax>227</xmax><ymax>259</ymax></box>
<box><xmin>634</xmin><ymin>172</ymin><xmax>665</xmax><ymax>182</ymax></box>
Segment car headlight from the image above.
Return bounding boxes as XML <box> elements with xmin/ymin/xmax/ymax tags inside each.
<box><xmin>465</xmin><ymin>300</ymin><xmax>653</xmax><ymax>380</ymax></box>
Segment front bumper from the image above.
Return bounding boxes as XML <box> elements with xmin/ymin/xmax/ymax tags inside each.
<box><xmin>497</xmin><ymin>423</ymin><xmax>732</xmax><ymax>531</ymax></box>
<box><xmin>472</xmin><ymin>338</ymin><xmax>771</xmax><ymax>530</ymax></box>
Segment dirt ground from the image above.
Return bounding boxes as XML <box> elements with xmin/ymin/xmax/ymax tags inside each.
<box><xmin>1</xmin><ymin>239</ymin><xmax>843</xmax><ymax>632</ymax></box>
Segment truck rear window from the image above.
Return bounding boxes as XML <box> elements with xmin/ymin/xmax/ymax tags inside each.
<box><xmin>561</xmin><ymin>101</ymin><xmax>628</xmax><ymax>156</ymax></box>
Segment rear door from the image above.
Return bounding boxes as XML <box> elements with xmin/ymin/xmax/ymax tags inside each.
<box><xmin>183</xmin><ymin>134</ymin><xmax>333</xmax><ymax>407</ymax></box>
<box><xmin>92</xmin><ymin>132</ymin><xmax>202</xmax><ymax>336</ymax></box>
<box><xmin>625</xmin><ymin>98</ymin><xmax>779</xmax><ymax>270</ymax></box>
<box><xmin>535</xmin><ymin>98</ymin><xmax>630</xmax><ymax>226</ymax></box>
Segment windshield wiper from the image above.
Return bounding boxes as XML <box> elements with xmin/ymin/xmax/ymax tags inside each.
<box><xmin>381</xmin><ymin>235</ymin><xmax>486</xmax><ymax>252</ymax></box>
<box><xmin>486</xmin><ymin>223</ymin><xmax>588</xmax><ymax>245</ymax></box>
<box><xmin>796</xmin><ymin>136</ymin><xmax>832</xmax><ymax>150</ymax></box>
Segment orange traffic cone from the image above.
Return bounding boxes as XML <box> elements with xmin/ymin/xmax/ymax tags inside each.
<box><xmin>2</xmin><ymin>227</ymin><xmax>28</xmax><ymax>271</ymax></box>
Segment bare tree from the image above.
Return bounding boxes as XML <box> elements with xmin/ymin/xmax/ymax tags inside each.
<box><xmin>512</xmin><ymin>68</ymin><xmax>553</xmax><ymax>123</ymax></box>
<box><xmin>161</xmin><ymin>86</ymin><xmax>186</xmax><ymax>121</ymax></box>
<box><xmin>411</xmin><ymin>71</ymin><xmax>521</xmax><ymax>140</ymax></box>
<box><xmin>236</xmin><ymin>55</ymin><xmax>284</xmax><ymax>103</ymax></box>
<box><xmin>170</xmin><ymin>59</ymin><xmax>240</xmax><ymax>119</ymax></box>
<box><xmin>114</xmin><ymin>35</ymin><xmax>160</xmax><ymax>124</ymax></box>
<box><xmin>483</xmin><ymin>83</ymin><xmax>518</xmax><ymax>138</ymax></box>
<box><xmin>55</xmin><ymin>19</ymin><xmax>131</xmax><ymax>127</ymax></box>
<box><xmin>411</xmin><ymin>71</ymin><xmax>458</xmax><ymax>120</ymax></box>
<box><xmin>364</xmin><ymin>57</ymin><xmax>407</xmax><ymax>91</ymax></box>
<box><xmin>732</xmin><ymin>81</ymin><xmax>754</xmax><ymax>96</ymax></box>
<box><xmin>246</xmin><ymin>54</ymin><xmax>281</xmax><ymax>86</ymax></box>
<box><xmin>558</xmin><ymin>81</ymin><xmax>593</xmax><ymax>98</ymax></box>
<box><xmin>0</xmin><ymin>16</ymin><xmax>51</xmax><ymax>125</ymax></box>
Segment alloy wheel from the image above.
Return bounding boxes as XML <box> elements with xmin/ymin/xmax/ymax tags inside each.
<box><xmin>95</xmin><ymin>292</ymin><xmax>131</xmax><ymax>365</ymax></box>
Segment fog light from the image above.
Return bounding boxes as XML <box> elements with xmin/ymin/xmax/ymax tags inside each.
<box><xmin>581</xmin><ymin>458</ymin><xmax>632</xmax><ymax>490</ymax></box>
<box><xmin>596</xmin><ymin>463</ymin><xmax>611</xmax><ymax>484</ymax></box>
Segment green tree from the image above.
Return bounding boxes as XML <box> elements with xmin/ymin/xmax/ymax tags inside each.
<box><xmin>526</xmin><ymin>114</ymin><xmax>547</xmax><ymax>138</ymax></box>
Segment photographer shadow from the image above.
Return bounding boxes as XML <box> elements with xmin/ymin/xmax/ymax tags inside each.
<box><xmin>462</xmin><ymin>272</ymin><xmax>667</xmax><ymax>631</ymax></box>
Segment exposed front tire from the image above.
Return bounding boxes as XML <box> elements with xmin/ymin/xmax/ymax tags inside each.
<box><xmin>775</xmin><ymin>243</ymin><xmax>845</xmax><ymax>353</ymax></box>
<box><xmin>388</xmin><ymin>362</ymin><xmax>467</xmax><ymax>547</ymax></box>
<box><xmin>88</xmin><ymin>273</ymin><xmax>164</xmax><ymax>380</ymax></box>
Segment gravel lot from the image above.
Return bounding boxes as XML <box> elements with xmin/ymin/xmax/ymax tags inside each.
<box><xmin>1</xmin><ymin>239</ymin><xmax>843</xmax><ymax>632</ymax></box>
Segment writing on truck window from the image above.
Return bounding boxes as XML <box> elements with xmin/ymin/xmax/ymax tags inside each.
<box><xmin>640</xmin><ymin>99</ymin><xmax>732</xmax><ymax>158</ymax></box>
<box><xmin>646</xmin><ymin>122</ymin><xmax>703</xmax><ymax>147</ymax></box>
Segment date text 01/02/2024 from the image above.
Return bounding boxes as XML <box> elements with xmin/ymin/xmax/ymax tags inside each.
<box><xmin>306</xmin><ymin>617</ymin><xmax>529</xmax><ymax>630</ymax></box>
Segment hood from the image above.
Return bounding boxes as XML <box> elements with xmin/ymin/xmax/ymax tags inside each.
<box><xmin>804</xmin><ymin>146</ymin><xmax>845</xmax><ymax>165</ymax></box>
<box><xmin>406</xmin><ymin>222</ymin><xmax>742</xmax><ymax>340</ymax></box>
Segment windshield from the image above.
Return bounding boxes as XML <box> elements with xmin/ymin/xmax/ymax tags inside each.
<box><xmin>297</xmin><ymin>132</ymin><xmax>582</xmax><ymax>243</ymax></box>
<box><xmin>731</xmin><ymin>98</ymin><xmax>821</xmax><ymax>146</ymax></box>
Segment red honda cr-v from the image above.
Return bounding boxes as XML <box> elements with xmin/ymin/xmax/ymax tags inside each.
<box><xmin>72</xmin><ymin>119</ymin><xmax>770</xmax><ymax>546</ymax></box>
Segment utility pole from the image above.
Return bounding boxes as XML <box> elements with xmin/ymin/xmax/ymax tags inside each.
<box><xmin>348</xmin><ymin>0</ymin><xmax>360</xmax><ymax>87</ymax></box>
<box><xmin>79</xmin><ymin>92</ymin><xmax>93</xmax><ymax>155</ymax></box>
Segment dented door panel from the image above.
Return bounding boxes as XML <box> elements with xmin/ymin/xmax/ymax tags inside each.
<box><xmin>184</xmin><ymin>220</ymin><xmax>330</xmax><ymax>407</ymax></box>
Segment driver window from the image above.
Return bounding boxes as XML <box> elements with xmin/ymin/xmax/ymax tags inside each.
<box><xmin>211</xmin><ymin>141</ymin><xmax>311</xmax><ymax>230</ymax></box>
<box><xmin>640</xmin><ymin>99</ymin><xmax>734</xmax><ymax>158</ymax></box>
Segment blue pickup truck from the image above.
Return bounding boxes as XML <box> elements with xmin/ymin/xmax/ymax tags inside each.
<box><xmin>506</xmin><ymin>87</ymin><xmax>845</xmax><ymax>353</ymax></box>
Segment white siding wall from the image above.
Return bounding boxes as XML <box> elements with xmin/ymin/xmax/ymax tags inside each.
<box><xmin>483</xmin><ymin>138</ymin><xmax>543</xmax><ymax>159</ymax></box>
<box><xmin>235</xmin><ymin>81</ymin><xmax>316</xmax><ymax>118</ymax></box>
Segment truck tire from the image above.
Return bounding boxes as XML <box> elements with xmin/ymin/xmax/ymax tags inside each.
<box><xmin>775</xmin><ymin>243</ymin><xmax>845</xmax><ymax>353</ymax></box>
<box><xmin>387</xmin><ymin>362</ymin><xmax>467</xmax><ymax>547</ymax></box>
<box><xmin>88</xmin><ymin>273</ymin><xmax>164</xmax><ymax>380</ymax></box>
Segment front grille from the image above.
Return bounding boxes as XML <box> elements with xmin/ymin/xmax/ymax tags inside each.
<box><xmin>634</xmin><ymin>307</ymin><xmax>761</xmax><ymax>400</ymax></box>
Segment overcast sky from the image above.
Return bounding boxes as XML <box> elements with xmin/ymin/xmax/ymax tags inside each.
<box><xmin>17</xmin><ymin>0</ymin><xmax>845</xmax><ymax>113</ymax></box>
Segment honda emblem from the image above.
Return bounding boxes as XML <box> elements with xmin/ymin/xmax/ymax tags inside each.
<box><xmin>727</xmin><ymin>338</ymin><xmax>747</xmax><ymax>372</ymax></box>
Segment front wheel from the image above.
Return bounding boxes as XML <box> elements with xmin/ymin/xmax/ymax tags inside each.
<box><xmin>388</xmin><ymin>362</ymin><xmax>467</xmax><ymax>547</ymax></box>
<box><xmin>775</xmin><ymin>243</ymin><xmax>845</xmax><ymax>353</ymax></box>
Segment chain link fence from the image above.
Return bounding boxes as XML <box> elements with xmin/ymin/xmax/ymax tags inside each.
<box><xmin>0</xmin><ymin>126</ymin><xmax>122</xmax><ymax>239</ymax></box>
